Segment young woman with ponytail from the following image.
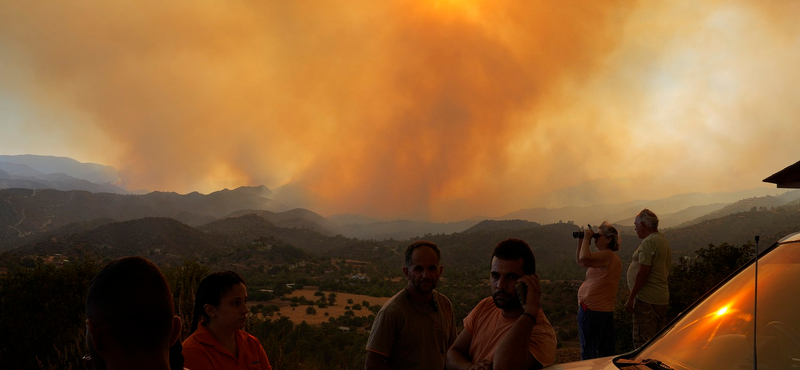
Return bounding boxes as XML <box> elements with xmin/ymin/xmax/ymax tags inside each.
<box><xmin>182</xmin><ymin>271</ymin><xmax>272</xmax><ymax>370</ymax></box>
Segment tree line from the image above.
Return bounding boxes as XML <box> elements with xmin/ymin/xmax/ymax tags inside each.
<box><xmin>0</xmin><ymin>239</ymin><xmax>756</xmax><ymax>369</ymax></box>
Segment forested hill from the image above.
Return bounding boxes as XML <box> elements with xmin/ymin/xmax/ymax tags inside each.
<box><xmin>4</xmin><ymin>199</ymin><xmax>800</xmax><ymax>281</ymax></box>
<box><xmin>662</xmin><ymin>203</ymin><xmax>800</xmax><ymax>256</ymax></box>
<box><xmin>4</xmin><ymin>187</ymin><xmax>799</xmax><ymax>252</ymax></box>
<box><xmin>1</xmin><ymin>213</ymin><xmax>390</xmax><ymax>270</ymax></box>
<box><xmin>434</xmin><ymin>204</ymin><xmax>800</xmax><ymax>279</ymax></box>
<box><xmin>4</xmin><ymin>198</ymin><xmax>800</xmax><ymax>370</ymax></box>
<box><xmin>0</xmin><ymin>187</ymin><xmax>299</xmax><ymax>250</ymax></box>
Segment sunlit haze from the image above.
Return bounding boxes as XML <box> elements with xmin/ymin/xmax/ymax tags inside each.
<box><xmin>1</xmin><ymin>1</ymin><xmax>799</xmax><ymax>221</ymax></box>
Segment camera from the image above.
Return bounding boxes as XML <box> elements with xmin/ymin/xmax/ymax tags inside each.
<box><xmin>572</xmin><ymin>224</ymin><xmax>593</xmax><ymax>239</ymax></box>
<box><xmin>516</xmin><ymin>282</ymin><xmax>527</xmax><ymax>305</ymax></box>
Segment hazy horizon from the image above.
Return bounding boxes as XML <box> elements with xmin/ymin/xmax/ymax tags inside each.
<box><xmin>2</xmin><ymin>152</ymin><xmax>792</xmax><ymax>226</ymax></box>
<box><xmin>2</xmin><ymin>1</ymin><xmax>799</xmax><ymax>221</ymax></box>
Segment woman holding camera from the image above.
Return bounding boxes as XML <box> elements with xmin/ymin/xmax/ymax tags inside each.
<box><xmin>574</xmin><ymin>221</ymin><xmax>622</xmax><ymax>360</ymax></box>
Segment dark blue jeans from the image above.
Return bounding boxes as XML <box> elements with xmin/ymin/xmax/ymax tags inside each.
<box><xmin>578</xmin><ymin>304</ymin><xmax>615</xmax><ymax>360</ymax></box>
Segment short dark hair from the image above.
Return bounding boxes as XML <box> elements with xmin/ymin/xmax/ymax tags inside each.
<box><xmin>405</xmin><ymin>240</ymin><xmax>441</xmax><ymax>267</ymax></box>
<box><xmin>190</xmin><ymin>271</ymin><xmax>246</xmax><ymax>333</ymax></box>
<box><xmin>491</xmin><ymin>239</ymin><xmax>536</xmax><ymax>275</ymax></box>
<box><xmin>85</xmin><ymin>256</ymin><xmax>174</xmax><ymax>352</ymax></box>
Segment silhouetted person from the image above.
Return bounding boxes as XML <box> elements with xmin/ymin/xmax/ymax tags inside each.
<box><xmin>85</xmin><ymin>256</ymin><xmax>182</xmax><ymax>370</ymax></box>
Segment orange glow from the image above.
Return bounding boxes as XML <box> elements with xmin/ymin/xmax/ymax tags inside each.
<box><xmin>427</xmin><ymin>0</ymin><xmax>480</xmax><ymax>14</ymax></box>
<box><xmin>2</xmin><ymin>1</ymin><xmax>800</xmax><ymax>221</ymax></box>
<box><xmin>715</xmin><ymin>306</ymin><xmax>729</xmax><ymax>317</ymax></box>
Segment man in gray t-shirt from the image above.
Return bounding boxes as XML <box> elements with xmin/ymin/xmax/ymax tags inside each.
<box><xmin>365</xmin><ymin>241</ymin><xmax>457</xmax><ymax>370</ymax></box>
<box><xmin>625</xmin><ymin>208</ymin><xmax>672</xmax><ymax>349</ymax></box>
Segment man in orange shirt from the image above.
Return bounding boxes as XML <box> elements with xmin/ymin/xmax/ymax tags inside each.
<box><xmin>447</xmin><ymin>239</ymin><xmax>557</xmax><ymax>370</ymax></box>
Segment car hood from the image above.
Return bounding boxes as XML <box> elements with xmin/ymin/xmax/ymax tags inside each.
<box><xmin>547</xmin><ymin>356</ymin><xmax>619</xmax><ymax>370</ymax></box>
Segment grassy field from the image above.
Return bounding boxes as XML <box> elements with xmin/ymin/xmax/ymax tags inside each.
<box><xmin>254</xmin><ymin>287</ymin><xmax>584</xmax><ymax>363</ymax></box>
<box><xmin>255</xmin><ymin>287</ymin><xmax>391</xmax><ymax>326</ymax></box>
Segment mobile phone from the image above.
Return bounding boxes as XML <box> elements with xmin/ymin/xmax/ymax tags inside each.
<box><xmin>516</xmin><ymin>282</ymin><xmax>527</xmax><ymax>305</ymax></box>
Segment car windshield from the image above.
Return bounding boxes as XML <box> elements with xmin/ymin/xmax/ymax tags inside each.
<box><xmin>633</xmin><ymin>236</ymin><xmax>800</xmax><ymax>370</ymax></box>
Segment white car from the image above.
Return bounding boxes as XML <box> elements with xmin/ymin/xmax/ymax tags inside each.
<box><xmin>549</xmin><ymin>231</ymin><xmax>800</xmax><ymax>370</ymax></box>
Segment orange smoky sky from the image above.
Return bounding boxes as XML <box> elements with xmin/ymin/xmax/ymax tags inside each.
<box><xmin>1</xmin><ymin>1</ymin><xmax>799</xmax><ymax>221</ymax></box>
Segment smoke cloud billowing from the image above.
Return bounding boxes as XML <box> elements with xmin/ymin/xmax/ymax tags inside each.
<box><xmin>1</xmin><ymin>1</ymin><xmax>799</xmax><ymax>221</ymax></box>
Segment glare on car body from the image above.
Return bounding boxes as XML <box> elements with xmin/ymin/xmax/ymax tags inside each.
<box><xmin>549</xmin><ymin>231</ymin><xmax>800</xmax><ymax>370</ymax></box>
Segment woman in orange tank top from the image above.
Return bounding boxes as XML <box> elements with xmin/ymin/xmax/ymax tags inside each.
<box><xmin>575</xmin><ymin>221</ymin><xmax>622</xmax><ymax>360</ymax></box>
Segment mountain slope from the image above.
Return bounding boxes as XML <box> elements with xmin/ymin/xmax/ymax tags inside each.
<box><xmin>226</xmin><ymin>208</ymin><xmax>338</xmax><ymax>236</ymax></box>
<box><xmin>198</xmin><ymin>214</ymin><xmax>344</xmax><ymax>255</ymax></box>
<box><xmin>335</xmin><ymin>219</ymin><xmax>480</xmax><ymax>240</ymax></box>
<box><xmin>504</xmin><ymin>188</ymin><xmax>792</xmax><ymax>228</ymax></box>
<box><xmin>673</xmin><ymin>191</ymin><xmax>800</xmax><ymax>228</ymax></box>
<box><xmin>663</xmin><ymin>204</ymin><xmax>800</xmax><ymax>257</ymax></box>
<box><xmin>0</xmin><ymin>187</ymin><xmax>281</xmax><ymax>250</ymax></box>
<box><xmin>11</xmin><ymin>217</ymin><xmax>221</xmax><ymax>263</ymax></box>
<box><xmin>0</xmin><ymin>155</ymin><xmax>119</xmax><ymax>184</ymax></box>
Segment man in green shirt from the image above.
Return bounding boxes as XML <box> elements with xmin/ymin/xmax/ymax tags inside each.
<box><xmin>625</xmin><ymin>208</ymin><xmax>672</xmax><ymax>349</ymax></box>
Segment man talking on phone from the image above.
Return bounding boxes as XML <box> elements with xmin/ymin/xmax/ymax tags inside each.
<box><xmin>447</xmin><ymin>239</ymin><xmax>557</xmax><ymax>370</ymax></box>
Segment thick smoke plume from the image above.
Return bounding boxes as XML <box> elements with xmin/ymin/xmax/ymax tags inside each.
<box><xmin>1</xmin><ymin>1</ymin><xmax>799</xmax><ymax>220</ymax></box>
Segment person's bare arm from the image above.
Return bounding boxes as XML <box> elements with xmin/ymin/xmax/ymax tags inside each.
<box><xmin>625</xmin><ymin>264</ymin><xmax>651</xmax><ymax>313</ymax></box>
<box><xmin>446</xmin><ymin>329</ymin><xmax>492</xmax><ymax>370</ymax></box>
<box><xmin>576</xmin><ymin>229</ymin><xmax>611</xmax><ymax>268</ymax></box>
<box><xmin>493</xmin><ymin>274</ymin><xmax>541</xmax><ymax>370</ymax></box>
<box><xmin>575</xmin><ymin>236</ymin><xmax>585</xmax><ymax>266</ymax></box>
<box><xmin>364</xmin><ymin>351</ymin><xmax>392</xmax><ymax>370</ymax></box>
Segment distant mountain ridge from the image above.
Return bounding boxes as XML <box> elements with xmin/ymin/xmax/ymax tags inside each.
<box><xmin>0</xmin><ymin>164</ymin><xmax>129</xmax><ymax>194</ymax></box>
<box><xmin>2</xmin><ymin>154</ymin><xmax>798</xmax><ymax>246</ymax></box>
<box><xmin>2</xmin><ymin>213</ymin><xmax>378</xmax><ymax>267</ymax></box>
<box><xmin>5</xmin><ymin>198</ymin><xmax>800</xmax><ymax>284</ymax></box>
<box><xmin>0</xmin><ymin>187</ymin><xmax>282</xmax><ymax>249</ymax></box>
<box><xmin>227</xmin><ymin>209</ymin><xmax>340</xmax><ymax>236</ymax></box>
<box><xmin>2</xmin><ymin>186</ymin><xmax>799</xmax><ymax>251</ymax></box>
<box><xmin>672</xmin><ymin>191</ymin><xmax>800</xmax><ymax>228</ymax></box>
<box><xmin>0</xmin><ymin>155</ymin><xmax>127</xmax><ymax>194</ymax></box>
<box><xmin>503</xmin><ymin>188</ymin><xmax>793</xmax><ymax>228</ymax></box>
<box><xmin>0</xmin><ymin>155</ymin><xmax>120</xmax><ymax>183</ymax></box>
<box><xmin>463</xmin><ymin>219</ymin><xmax>540</xmax><ymax>234</ymax></box>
